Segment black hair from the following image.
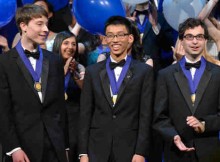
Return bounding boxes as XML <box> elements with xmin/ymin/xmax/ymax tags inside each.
<box><xmin>104</xmin><ymin>16</ymin><xmax>132</xmax><ymax>34</ymax></box>
<box><xmin>52</xmin><ymin>31</ymin><xmax>79</xmax><ymax>60</ymax></box>
<box><xmin>179</xmin><ymin>18</ymin><xmax>209</xmax><ymax>40</ymax></box>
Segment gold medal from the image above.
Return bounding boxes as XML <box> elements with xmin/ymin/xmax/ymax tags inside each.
<box><xmin>191</xmin><ymin>94</ymin><xmax>196</xmax><ymax>104</ymax></box>
<box><xmin>112</xmin><ymin>95</ymin><xmax>117</xmax><ymax>105</ymax></box>
<box><xmin>65</xmin><ymin>92</ymin><xmax>68</xmax><ymax>100</ymax></box>
<box><xmin>34</xmin><ymin>82</ymin><xmax>42</xmax><ymax>92</ymax></box>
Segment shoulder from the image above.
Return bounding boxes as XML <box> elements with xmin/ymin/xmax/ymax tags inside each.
<box><xmin>0</xmin><ymin>48</ymin><xmax>17</xmax><ymax>62</ymax></box>
<box><xmin>158</xmin><ymin>63</ymin><xmax>179</xmax><ymax>76</ymax></box>
<box><xmin>132</xmin><ymin>59</ymin><xmax>152</xmax><ymax>70</ymax></box>
<box><xmin>86</xmin><ymin>60</ymin><xmax>106</xmax><ymax>73</ymax></box>
<box><xmin>42</xmin><ymin>49</ymin><xmax>61</xmax><ymax>62</ymax></box>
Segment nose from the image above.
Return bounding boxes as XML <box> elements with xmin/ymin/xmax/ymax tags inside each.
<box><xmin>192</xmin><ymin>37</ymin><xmax>198</xmax><ymax>43</ymax></box>
<box><xmin>112</xmin><ymin>35</ymin><xmax>119</xmax><ymax>41</ymax></box>
<box><xmin>43</xmin><ymin>24</ymin><xmax>49</xmax><ymax>33</ymax></box>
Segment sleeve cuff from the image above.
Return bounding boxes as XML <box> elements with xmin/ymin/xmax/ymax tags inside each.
<box><xmin>6</xmin><ymin>147</ymin><xmax>21</xmax><ymax>156</ymax></box>
<box><xmin>152</xmin><ymin>23</ymin><xmax>161</xmax><ymax>35</ymax></box>
<box><xmin>78</xmin><ymin>154</ymin><xmax>88</xmax><ymax>159</ymax></box>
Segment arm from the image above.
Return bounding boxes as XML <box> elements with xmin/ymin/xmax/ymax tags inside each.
<box><xmin>198</xmin><ymin>0</ymin><xmax>219</xmax><ymax>20</ymax></box>
<box><xmin>153</xmin><ymin>71</ymin><xmax>195</xmax><ymax>152</ymax></box>
<box><xmin>0</xmin><ymin>59</ymin><xmax>21</xmax><ymax>153</ymax></box>
<box><xmin>79</xmin><ymin>68</ymin><xmax>94</xmax><ymax>156</ymax></box>
<box><xmin>204</xmin><ymin>18</ymin><xmax>220</xmax><ymax>51</ymax></box>
<box><xmin>153</xmin><ymin>71</ymin><xmax>178</xmax><ymax>142</ymax></box>
<box><xmin>135</xmin><ymin>67</ymin><xmax>154</xmax><ymax>158</ymax></box>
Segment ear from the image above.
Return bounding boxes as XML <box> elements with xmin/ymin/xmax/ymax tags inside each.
<box><xmin>128</xmin><ymin>34</ymin><xmax>134</xmax><ymax>44</ymax></box>
<box><xmin>19</xmin><ymin>22</ymin><xmax>28</xmax><ymax>34</ymax></box>
<box><xmin>48</xmin><ymin>12</ymin><xmax>53</xmax><ymax>18</ymax></box>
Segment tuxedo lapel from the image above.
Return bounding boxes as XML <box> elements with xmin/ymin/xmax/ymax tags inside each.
<box><xmin>174</xmin><ymin>66</ymin><xmax>194</xmax><ymax>113</ymax></box>
<box><xmin>41</xmin><ymin>55</ymin><xmax>49</xmax><ymax>103</ymax></box>
<box><xmin>193</xmin><ymin>64</ymin><xmax>212</xmax><ymax>113</ymax></box>
<box><xmin>15</xmin><ymin>53</ymin><xmax>41</xmax><ymax>102</ymax></box>
<box><xmin>115</xmin><ymin>68</ymin><xmax>133</xmax><ymax>106</ymax></box>
<box><xmin>100</xmin><ymin>66</ymin><xmax>114</xmax><ymax>107</ymax></box>
<box><xmin>142</xmin><ymin>22</ymin><xmax>151</xmax><ymax>40</ymax></box>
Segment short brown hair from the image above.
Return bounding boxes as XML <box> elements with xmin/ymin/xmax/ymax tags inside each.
<box><xmin>16</xmin><ymin>4</ymin><xmax>48</xmax><ymax>34</ymax></box>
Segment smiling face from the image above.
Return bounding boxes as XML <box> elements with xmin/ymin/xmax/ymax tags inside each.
<box><xmin>180</xmin><ymin>25</ymin><xmax>207</xmax><ymax>61</ymax></box>
<box><xmin>60</xmin><ymin>36</ymin><xmax>77</xmax><ymax>61</ymax></box>
<box><xmin>105</xmin><ymin>24</ymin><xmax>133</xmax><ymax>60</ymax></box>
<box><xmin>20</xmin><ymin>16</ymin><xmax>48</xmax><ymax>46</ymax></box>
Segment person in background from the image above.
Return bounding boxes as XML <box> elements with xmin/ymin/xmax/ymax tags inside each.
<box><xmin>154</xmin><ymin>18</ymin><xmax>220</xmax><ymax>162</ymax></box>
<box><xmin>0</xmin><ymin>4</ymin><xmax>67</xmax><ymax>162</ymax></box>
<box><xmin>79</xmin><ymin>15</ymin><xmax>154</xmax><ymax>162</ymax></box>
<box><xmin>128</xmin><ymin>0</ymin><xmax>174</xmax><ymax>72</ymax></box>
<box><xmin>53</xmin><ymin>31</ymin><xmax>85</xmax><ymax>162</ymax></box>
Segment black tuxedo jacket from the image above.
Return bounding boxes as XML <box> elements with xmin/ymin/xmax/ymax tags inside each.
<box><xmin>79</xmin><ymin>59</ymin><xmax>154</xmax><ymax>162</ymax></box>
<box><xmin>0</xmin><ymin>48</ymin><xmax>67</xmax><ymax>162</ymax></box>
<box><xmin>153</xmin><ymin>61</ymin><xmax>220</xmax><ymax>162</ymax></box>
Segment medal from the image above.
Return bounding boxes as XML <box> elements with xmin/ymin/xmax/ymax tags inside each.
<box><xmin>112</xmin><ymin>95</ymin><xmax>117</xmax><ymax>105</ymax></box>
<box><xmin>34</xmin><ymin>82</ymin><xmax>42</xmax><ymax>92</ymax></box>
<box><xmin>65</xmin><ymin>92</ymin><xmax>68</xmax><ymax>100</ymax></box>
<box><xmin>191</xmin><ymin>93</ymin><xmax>196</xmax><ymax>104</ymax></box>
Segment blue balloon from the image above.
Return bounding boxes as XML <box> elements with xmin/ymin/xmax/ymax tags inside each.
<box><xmin>47</xmin><ymin>0</ymin><xmax>69</xmax><ymax>11</ymax></box>
<box><xmin>73</xmin><ymin>0</ymin><xmax>126</xmax><ymax>35</ymax></box>
<box><xmin>22</xmin><ymin>0</ymin><xmax>34</xmax><ymax>5</ymax></box>
<box><xmin>0</xmin><ymin>0</ymin><xmax>17</xmax><ymax>28</ymax></box>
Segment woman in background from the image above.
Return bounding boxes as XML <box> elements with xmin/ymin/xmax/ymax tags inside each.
<box><xmin>53</xmin><ymin>31</ymin><xmax>85</xmax><ymax>162</ymax></box>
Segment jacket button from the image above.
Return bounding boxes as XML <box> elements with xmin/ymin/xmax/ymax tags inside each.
<box><xmin>112</xmin><ymin>115</ymin><xmax>116</xmax><ymax>119</ymax></box>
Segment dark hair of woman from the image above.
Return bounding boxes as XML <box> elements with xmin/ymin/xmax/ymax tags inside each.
<box><xmin>52</xmin><ymin>31</ymin><xmax>79</xmax><ymax>60</ymax></box>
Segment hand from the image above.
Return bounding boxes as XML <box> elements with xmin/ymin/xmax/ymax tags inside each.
<box><xmin>64</xmin><ymin>57</ymin><xmax>73</xmax><ymax>75</ymax></box>
<box><xmin>69</xmin><ymin>59</ymin><xmax>78</xmax><ymax>74</ymax></box>
<box><xmin>80</xmin><ymin>155</ymin><xmax>89</xmax><ymax>162</ymax></box>
<box><xmin>171</xmin><ymin>38</ymin><xmax>185</xmax><ymax>62</ymax></box>
<box><xmin>131</xmin><ymin>154</ymin><xmax>145</xmax><ymax>162</ymax></box>
<box><xmin>186</xmin><ymin>116</ymin><xmax>205</xmax><ymax>133</ymax></box>
<box><xmin>125</xmin><ymin>4</ymin><xmax>136</xmax><ymax>22</ymax></box>
<box><xmin>174</xmin><ymin>135</ymin><xmax>195</xmax><ymax>152</ymax></box>
<box><xmin>0</xmin><ymin>35</ymin><xmax>9</xmax><ymax>52</ymax></box>
<box><xmin>12</xmin><ymin>149</ymin><xmax>30</xmax><ymax>162</ymax></box>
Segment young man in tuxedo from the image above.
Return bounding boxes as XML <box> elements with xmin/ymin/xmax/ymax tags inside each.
<box><xmin>79</xmin><ymin>16</ymin><xmax>154</xmax><ymax>162</ymax></box>
<box><xmin>153</xmin><ymin>18</ymin><xmax>220</xmax><ymax>162</ymax></box>
<box><xmin>0</xmin><ymin>4</ymin><xmax>67</xmax><ymax>162</ymax></box>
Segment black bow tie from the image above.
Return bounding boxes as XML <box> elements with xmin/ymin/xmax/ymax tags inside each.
<box><xmin>24</xmin><ymin>49</ymin><xmax>40</xmax><ymax>59</ymax></box>
<box><xmin>135</xmin><ymin>9</ymin><xmax>149</xmax><ymax>16</ymax></box>
<box><xmin>185</xmin><ymin>61</ymin><xmax>201</xmax><ymax>70</ymax></box>
<box><xmin>109</xmin><ymin>59</ymin><xmax>126</xmax><ymax>69</ymax></box>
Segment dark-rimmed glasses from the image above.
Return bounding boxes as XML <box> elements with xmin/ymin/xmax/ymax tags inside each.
<box><xmin>105</xmin><ymin>33</ymin><xmax>130</xmax><ymax>41</ymax></box>
<box><xmin>183</xmin><ymin>34</ymin><xmax>206</xmax><ymax>41</ymax></box>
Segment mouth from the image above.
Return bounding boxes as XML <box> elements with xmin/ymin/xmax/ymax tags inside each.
<box><xmin>39</xmin><ymin>34</ymin><xmax>47</xmax><ymax>40</ymax></box>
<box><xmin>190</xmin><ymin>46</ymin><xmax>199</xmax><ymax>51</ymax></box>
<box><xmin>112</xmin><ymin>44</ymin><xmax>121</xmax><ymax>51</ymax></box>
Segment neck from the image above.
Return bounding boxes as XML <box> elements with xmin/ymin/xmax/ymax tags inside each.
<box><xmin>111</xmin><ymin>53</ymin><xmax>127</xmax><ymax>62</ymax></box>
<box><xmin>185</xmin><ymin>54</ymin><xmax>202</xmax><ymax>63</ymax></box>
<box><xmin>21</xmin><ymin>38</ymin><xmax>37</xmax><ymax>51</ymax></box>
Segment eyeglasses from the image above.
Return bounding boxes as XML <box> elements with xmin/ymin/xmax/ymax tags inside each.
<box><xmin>183</xmin><ymin>34</ymin><xmax>206</xmax><ymax>41</ymax></box>
<box><xmin>105</xmin><ymin>33</ymin><xmax>130</xmax><ymax>41</ymax></box>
